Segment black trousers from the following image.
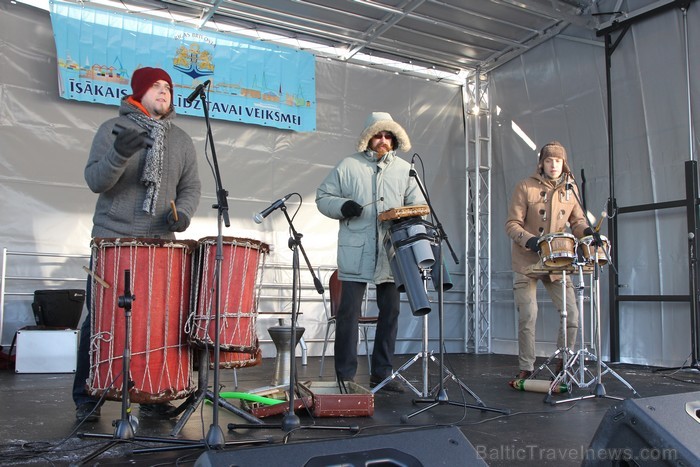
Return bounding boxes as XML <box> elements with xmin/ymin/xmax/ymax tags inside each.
<box><xmin>334</xmin><ymin>281</ymin><xmax>400</xmax><ymax>380</ymax></box>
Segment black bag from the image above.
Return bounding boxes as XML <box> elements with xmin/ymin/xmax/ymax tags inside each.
<box><xmin>31</xmin><ymin>289</ymin><xmax>85</xmax><ymax>329</ymax></box>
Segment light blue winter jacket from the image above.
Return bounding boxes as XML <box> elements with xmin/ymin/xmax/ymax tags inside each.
<box><xmin>316</xmin><ymin>150</ymin><xmax>424</xmax><ymax>283</ymax></box>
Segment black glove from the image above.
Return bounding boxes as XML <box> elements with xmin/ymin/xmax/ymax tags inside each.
<box><xmin>341</xmin><ymin>200</ymin><xmax>363</xmax><ymax>218</ymax></box>
<box><xmin>166</xmin><ymin>210</ymin><xmax>191</xmax><ymax>232</ymax></box>
<box><xmin>114</xmin><ymin>127</ymin><xmax>149</xmax><ymax>157</ymax></box>
<box><xmin>583</xmin><ymin>227</ymin><xmax>594</xmax><ymax>236</ymax></box>
<box><xmin>525</xmin><ymin>236</ymin><xmax>541</xmax><ymax>253</ymax></box>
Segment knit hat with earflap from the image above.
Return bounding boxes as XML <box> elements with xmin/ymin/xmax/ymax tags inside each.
<box><xmin>357</xmin><ymin>112</ymin><xmax>411</xmax><ymax>152</ymax></box>
<box><xmin>131</xmin><ymin>67</ymin><xmax>173</xmax><ymax>105</ymax></box>
<box><xmin>538</xmin><ymin>141</ymin><xmax>571</xmax><ymax>175</ymax></box>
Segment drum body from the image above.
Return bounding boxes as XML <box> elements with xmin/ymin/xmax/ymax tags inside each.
<box><xmin>216</xmin><ymin>347</ymin><xmax>262</xmax><ymax>369</ymax></box>
<box><xmin>194</xmin><ymin>347</ymin><xmax>263</xmax><ymax>370</ymax></box>
<box><xmin>577</xmin><ymin>234</ymin><xmax>610</xmax><ymax>265</ymax></box>
<box><xmin>537</xmin><ymin>233</ymin><xmax>577</xmax><ymax>268</ymax></box>
<box><xmin>88</xmin><ymin>238</ymin><xmax>196</xmax><ymax>403</ymax></box>
<box><xmin>188</xmin><ymin>237</ymin><xmax>268</xmax><ymax>361</ymax></box>
<box><xmin>384</xmin><ymin>218</ymin><xmax>436</xmax><ymax>316</ymax></box>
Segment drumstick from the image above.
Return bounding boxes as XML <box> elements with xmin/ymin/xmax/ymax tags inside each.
<box><xmin>82</xmin><ymin>265</ymin><xmax>110</xmax><ymax>289</ymax></box>
<box><xmin>170</xmin><ymin>199</ymin><xmax>179</xmax><ymax>222</ymax></box>
<box><xmin>594</xmin><ymin>211</ymin><xmax>607</xmax><ymax>232</ymax></box>
<box><xmin>362</xmin><ymin>197</ymin><xmax>384</xmax><ymax>208</ymax></box>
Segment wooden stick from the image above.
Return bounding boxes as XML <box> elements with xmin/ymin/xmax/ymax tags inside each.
<box><xmin>82</xmin><ymin>265</ymin><xmax>110</xmax><ymax>289</ymax></box>
<box><xmin>170</xmin><ymin>199</ymin><xmax>179</xmax><ymax>222</ymax></box>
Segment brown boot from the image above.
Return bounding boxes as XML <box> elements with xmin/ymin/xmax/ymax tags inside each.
<box><xmin>516</xmin><ymin>370</ymin><xmax>532</xmax><ymax>379</ymax></box>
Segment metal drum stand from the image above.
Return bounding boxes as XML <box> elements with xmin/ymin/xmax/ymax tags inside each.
<box><xmin>551</xmin><ymin>242</ymin><xmax>639</xmax><ymax>405</ymax></box>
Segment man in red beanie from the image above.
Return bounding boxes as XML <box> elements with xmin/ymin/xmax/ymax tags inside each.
<box><xmin>73</xmin><ymin>67</ymin><xmax>201</xmax><ymax>422</ymax></box>
<box><xmin>505</xmin><ymin>141</ymin><xmax>593</xmax><ymax>381</ymax></box>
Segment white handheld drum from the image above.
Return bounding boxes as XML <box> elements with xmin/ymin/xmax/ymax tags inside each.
<box><xmin>87</xmin><ymin>238</ymin><xmax>197</xmax><ymax>403</ymax></box>
<box><xmin>188</xmin><ymin>237</ymin><xmax>269</xmax><ymax>363</ymax></box>
<box><xmin>537</xmin><ymin>233</ymin><xmax>577</xmax><ymax>268</ymax></box>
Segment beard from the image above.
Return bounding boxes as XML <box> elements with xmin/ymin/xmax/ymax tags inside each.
<box><xmin>374</xmin><ymin>143</ymin><xmax>391</xmax><ymax>155</ymax></box>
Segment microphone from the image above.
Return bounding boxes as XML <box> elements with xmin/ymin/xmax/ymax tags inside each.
<box><xmin>185</xmin><ymin>80</ymin><xmax>211</xmax><ymax>104</ymax></box>
<box><xmin>409</xmin><ymin>153</ymin><xmax>418</xmax><ymax>177</ymax></box>
<box><xmin>253</xmin><ymin>194</ymin><xmax>293</xmax><ymax>224</ymax></box>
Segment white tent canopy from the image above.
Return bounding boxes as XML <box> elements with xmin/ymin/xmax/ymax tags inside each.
<box><xmin>1</xmin><ymin>0</ymin><xmax>698</xmax><ymax>368</ymax></box>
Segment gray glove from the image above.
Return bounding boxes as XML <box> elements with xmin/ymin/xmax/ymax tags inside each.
<box><xmin>166</xmin><ymin>210</ymin><xmax>191</xmax><ymax>232</ymax></box>
<box><xmin>341</xmin><ymin>200</ymin><xmax>363</xmax><ymax>218</ymax></box>
<box><xmin>114</xmin><ymin>127</ymin><xmax>149</xmax><ymax>157</ymax></box>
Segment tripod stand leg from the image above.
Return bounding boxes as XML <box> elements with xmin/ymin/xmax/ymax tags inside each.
<box><xmin>598</xmin><ymin>361</ymin><xmax>640</xmax><ymax>397</ymax></box>
<box><xmin>531</xmin><ymin>347</ymin><xmax>571</xmax><ymax>379</ymax></box>
<box><xmin>426</xmin><ymin>354</ymin><xmax>484</xmax><ymax>406</ymax></box>
<box><xmin>170</xmin><ymin>352</ymin><xmax>263</xmax><ymax>437</ymax></box>
<box><xmin>74</xmin><ymin>440</ymin><xmax>126</xmax><ymax>466</ymax></box>
<box><xmin>370</xmin><ymin>352</ymin><xmax>423</xmax><ymax>396</ymax></box>
<box><xmin>372</xmin><ymin>278</ymin><xmax>434</xmax><ymax>397</ymax></box>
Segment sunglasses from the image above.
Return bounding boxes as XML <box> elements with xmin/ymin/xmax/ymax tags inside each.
<box><xmin>372</xmin><ymin>132</ymin><xmax>394</xmax><ymax>140</ymax></box>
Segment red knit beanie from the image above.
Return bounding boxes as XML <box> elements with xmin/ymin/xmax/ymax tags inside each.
<box><xmin>131</xmin><ymin>67</ymin><xmax>173</xmax><ymax>103</ymax></box>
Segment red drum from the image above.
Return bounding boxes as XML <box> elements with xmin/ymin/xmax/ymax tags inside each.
<box><xmin>87</xmin><ymin>238</ymin><xmax>197</xmax><ymax>403</ymax></box>
<box><xmin>212</xmin><ymin>347</ymin><xmax>262</xmax><ymax>370</ymax></box>
<box><xmin>188</xmin><ymin>237</ymin><xmax>268</xmax><ymax>358</ymax></box>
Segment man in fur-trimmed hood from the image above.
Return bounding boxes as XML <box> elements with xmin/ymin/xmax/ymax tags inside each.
<box><xmin>316</xmin><ymin>111</ymin><xmax>423</xmax><ymax>393</ymax></box>
<box><xmin>356</xmin><ymin>111</ymin><xmax>411</xmax><ymax>153</ymax></box>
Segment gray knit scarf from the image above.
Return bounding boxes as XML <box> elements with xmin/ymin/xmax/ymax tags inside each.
<box><xmin>126</xmin><ymin>111</ymin><xmax>171</xmax><ymax>215</ymax></box>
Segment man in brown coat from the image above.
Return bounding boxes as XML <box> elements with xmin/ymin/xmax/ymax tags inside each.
<box><xmin>505</xmin><ymin>141</ymin><xmax>592</xmax><ymax>379</ymax></box>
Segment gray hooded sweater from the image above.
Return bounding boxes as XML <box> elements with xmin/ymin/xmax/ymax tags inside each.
<box><xmin>85</xmin><ymin>98</ymin><xmax>201</xmax><ymax>239</ymax></box>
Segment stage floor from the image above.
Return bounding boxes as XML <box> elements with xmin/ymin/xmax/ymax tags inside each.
<box><xmin>0</xmin><ymin>352</ymin><xmax>698</xmax><ymax>466</ymax></box>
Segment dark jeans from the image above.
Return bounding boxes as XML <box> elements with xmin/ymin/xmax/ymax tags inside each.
<box><xmin>72</xmin><ymin>274</ymin><xmax>97</xmax><ymax>407</ymax></box>
<box><xmin>334</xmin><ymin>281</ymin><xmax>400</xmax><ymax>380</ymax></box>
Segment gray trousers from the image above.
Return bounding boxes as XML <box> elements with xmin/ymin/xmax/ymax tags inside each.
<box><xmin>513</xmin><ymin>272</ymin><xmax>579</xmax><ymax>371</ymax></box>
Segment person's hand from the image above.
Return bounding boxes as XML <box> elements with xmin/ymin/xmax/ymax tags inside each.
<box><xmin>114</xmin><ymin>127</ymin><xmax>149</xmax><ymax>157</ymax></box>
<box><xmin>525</xmin><ymin>236</ymin><xmax>541</xmax><ymax>253</ymax></box>
<box><xmin>341</xmin><ymin>200</ymin><xmax>363</xmax><ymax>218</ymax></box>
<box><xmin>165</xmin><ymin>210</ymin><xmax>191</xmax><ymax>232</ymax></box>
<box><xmin>583</xmin><ymin>227</ymin><xmax>594</xmax><ymax>236</ymax></box>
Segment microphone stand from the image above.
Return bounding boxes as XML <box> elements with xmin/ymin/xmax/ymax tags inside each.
<box><xmin>131</xmin><ymin>86</ymin><xmax>269</xmax><ymax>457</ymax></box>
<box><xmin>402</xmin><ymin>161</ymin><xmax>509</xmax><ymax>421</ymax></box>
<box><xmin>76</xmin><ymin>270</ymin><xmax>139</xmax><ymax>465</ymax></box>
<box><xmin>228</xmin><ymin>202</ymin><xmax>358</xmax><ymax>435</ymax></box>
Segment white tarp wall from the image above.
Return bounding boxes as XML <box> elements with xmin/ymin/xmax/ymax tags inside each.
<box><xmin>490</xmin><ymin>1</ymin><xmax>700</xmax><ymax>367</ymax></box>
<box><xmin>0</xmin><ymin>1</ymin><xmax>467</xmax><ymax>362</ymax></box>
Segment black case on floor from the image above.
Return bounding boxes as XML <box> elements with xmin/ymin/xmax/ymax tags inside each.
<box><xmin>31</xmin><ymin>289</ymin><xmax>85</xmax><ymax>329</ymax></box>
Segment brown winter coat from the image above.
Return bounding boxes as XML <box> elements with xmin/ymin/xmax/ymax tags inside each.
<box><xmin>505</xmin><ymin>170</ymin><xmax>588</xmax><ymax>278</ymax></box>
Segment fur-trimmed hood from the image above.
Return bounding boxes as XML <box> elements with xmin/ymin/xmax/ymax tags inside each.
<box><xmin>356</xmin><ymin>111</ymin><xmax>411</xmax><ymax>152</ymax></box>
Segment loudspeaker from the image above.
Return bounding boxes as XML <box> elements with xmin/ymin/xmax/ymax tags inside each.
<box><xmin>31</xmin><ymin>289</ymin><xmax>85</xmax><ymax>329</ymax></box>
<box><xmin>195</xmin><ymin>425</ymin><xmax>487</xmax><ymax>467</ymax></box>
<box><xmin>584</xmin><ymin>391</ymin><xmax>700</xmax><ymax>466</ymax></box>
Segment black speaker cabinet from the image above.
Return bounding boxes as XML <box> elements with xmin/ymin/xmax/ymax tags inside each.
<box><xmin>31</xmin><ymin>289</ymin><xmax>85</xmax><ymax>329</ymax></box>
<box><xmin>195</xmin><ymin>425</ymin><xmax>487</xmax><ymax>467</ymax></box>
<box><xmin>584</xmin><ymin>391</ymin><xmax>700</xmax><ymax>466</ymax></box>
